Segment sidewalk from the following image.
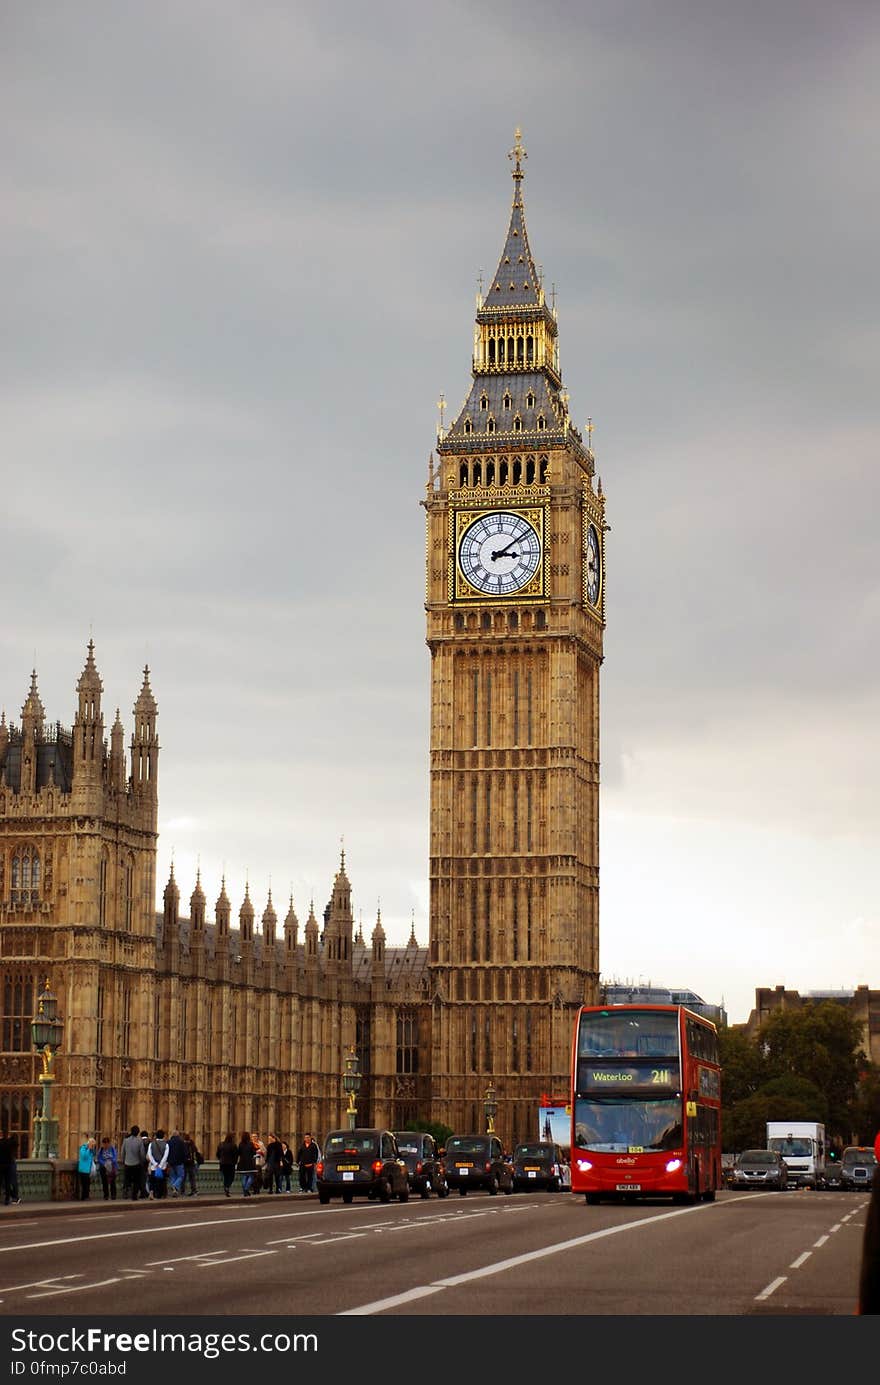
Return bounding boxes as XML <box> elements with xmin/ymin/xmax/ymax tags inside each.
<box><xmin>2</xmin><ymin>1190</ymin><xmax>314</xmax><ymax>1219</ymax></box>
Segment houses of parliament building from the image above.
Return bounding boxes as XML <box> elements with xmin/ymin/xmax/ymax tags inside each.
<box><xmin>0</xmin><ymin>134</ymin><xmax>607</xmax><ymax>1158</ymax></box>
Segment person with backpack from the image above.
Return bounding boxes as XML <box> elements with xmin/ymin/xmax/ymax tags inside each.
<box><xmin>183</xmin><ymin>1133</ymin><xmax>203</xmax><ymax>1196</ymax></box>
<box><xmin>147</xmin><ymin>1129</ymin><xmax>169</xmax><ymax>1199</ymax></box>
<box><xmin>216</xmin><ymin>1133</ymin><xmax>238</xmax><ymax>1197</ymax></box>
<box><xmin>96</xmin><ymin>1136</ymin><xmax>118</xmax><ymax>1200</ymax></box>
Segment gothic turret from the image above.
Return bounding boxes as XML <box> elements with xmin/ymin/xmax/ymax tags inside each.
<box><xmin>131</xmin><ymin>666</ymin><xmax>158</xmax><ymax>801</ymax></box>
<box><xmin>324</xmin><ymin>845</ymin><xmax>353</xmax><ymax>967</ymax></box>
<box><xmin>239</xmin><ymin>883</ymin><xmax>254</xmax><ymax>946</ymax></box>
<box><xmin>109</xmin><ymin>709</ymin><xmax>126</xmax><ymax>791</ymax></box>
<box><xmin>19</xmin><ymin>671</ymin><xmax>46</xmax><ymax>794</ymax></box>
<box><xmin>304</xmin><ymin>900</ymin><xmax>319</xmax><ymax>966</ymax></box>
<box><xmin>262</xmin><ymin>890</ymin><xmax>277</xmax><ymax>948</ymax></box>
<box><xmin>190</xmin><ymin>870</ymin><xmax>206</xmax><ymax>935</ymax></box>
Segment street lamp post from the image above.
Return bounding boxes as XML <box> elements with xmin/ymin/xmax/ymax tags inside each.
<box><xmin>483</xmin><ymin>1083</ymin><xmax>498</xmax><ymax>1136</ymax></box>
<box><xmin>343</xmin><ymin>1047</ymin><xmax>362</xmax><ymax>1132</ymax></box>
<box><xmin>31</xmin><ymin>979</ymin><xmax>64</xmax><ymax>1160</ymax></box>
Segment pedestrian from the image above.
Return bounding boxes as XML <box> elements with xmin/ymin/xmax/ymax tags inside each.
<box><xmin>76</xmin><ymin>1136</ymin><xmax>97</xmax><ymax>1200</ymax></box>
<box><xmin>147</xmin><ymin>1129</ymin><xmax>169</xmax><ymax>1199</ymax></box>
<box><xmin>97</xmin><ymin>1136</ymin><xmax>118</xmax><ymax>1200</ymax></box>
<box><xmin>236</xmin><ymin>1131</ymin><xmax>257</xmax><ymax>1197</ymax></box>
<box><xmin>296</xmin><ymin>1133</ymin><xmax>319</xmax><ymax>1193</ymax></box>
<box><xmin>251</xmin><ymin>1132</ymin><xmax>267</xmax><ymax>1193</ymax></box>
<box><xmin>183</xmin><ymin>1133</ymin><xmax>203</xmax><ymax>1196</ymax></box>
<box><xmin>265</xmin><ymin>1133</ymin><xmax>284</xmax><ymax>1194</ymax></box>
<box><xmin>216</xmin><ymin>1132</ymin><xmax>238</xmax><ymax>1197</ymax></box>
<box><xmin>0</xmin><ymin>1130</ymin><xmax>21</xmax><ymax>1206</ymax></box>
<box><xmin>121</xmin><ymin>1125</ymin><xmax>146</xmax><ymax>1200</ymax></box>
<box><xmin>139</xmin><ymin>1129</ymin><xmax>151</xmax><ymax>1198</ymax></box>
<box><xmin>857</xmin><ymin>1131</ymin><xmax>880</xmax><ymax>1314</ymax></box>
<box><xmin>166</xmin><ymin>1128</ymin><xmax>187</xmax><ymax>1198</ymax></box>
<box><xmin>280</xmin><ymin>1140</ymin><xmax>294</xmax><ymax>1193</ymax></box>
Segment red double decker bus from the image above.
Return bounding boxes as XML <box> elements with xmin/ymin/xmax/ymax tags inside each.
<box><xmin>570</xmin><ymin>1004</ymin><xmax>722</xmax><ymax>1205</ymax></box>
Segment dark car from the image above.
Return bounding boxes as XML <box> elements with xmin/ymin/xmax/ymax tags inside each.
<box><xmin>730</xmin><ymin>1149</ymin><xmax>789</xmax><ymax>1190</ymax></box>
<box><xmin>823</xmin><ymin>1161</ymin><xmax>843</xmax><ymax>1190</ymax></box>
<box><xmin>840</xmin><ymin>1146</ymin><xmax>878</xmax><ymax>1191</ymax></box>
<box><xmin>444</xmin><ymin>1134</ymin><xmax>513</xmax><ymax>1196</ymax></box>
<box><xmin>512</xmin><ymin>1141</ymin><xmax>571</xmax><ymax>1192</ymax></box>
<box><xmin>316</xmin><ymin>1129</ymin><xmax>409</xmax><ymax>1205</ymax></box>
<box><xmin>392</xmin><ymin>1131</ymin><xmax>448</xmax><ymax>1199</ymax></box>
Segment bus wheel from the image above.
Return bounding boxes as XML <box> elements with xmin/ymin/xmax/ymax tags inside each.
<box><xmin>585</xmin><ymin>1193</ymin><xmax>600</xmax><ymax>1206</ymax></box>
<box><xmin>701</xmin><ymin>1188</ymin><xmax>716</xmax><ymax>1202</ymax></box>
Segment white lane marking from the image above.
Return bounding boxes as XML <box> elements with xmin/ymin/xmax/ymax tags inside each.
<box><xmin>755</xmin><ymin>1276</ymin><xmax>787</xmax><ymax>1301</ymax></box>
<box><xmin>265</xmin><ymin>1233</ymin><xmax>326</xmax><ymax>1245</ymax></box>
<box><xmin>0</xmin><ymin>1275</ymin><xmax>81</xmax><ymax>1293</ymax></box>
<box><xmin>309</xmin><ymin>1234</ymin><xmax>367</xmax><ymax>1245</ymax></box>
<box><xmin>340</xmin><ymin>1201</ymin><xmax>710</xmax><ymax>1315</ymax></box>
<box><xmin>828</xmin><ymin>1223</ymin><xmax>842</xmax><ymax>1233</ymax></box>
<box><xmin>789</xmin><ymin>1252</ymin><xmax>811</xmax><ymax>1269</ymax></box>
<box><xmin>813</xmin><ymin>1234</ymin><xmax>829</xmax><ymax>1247</ymax></box>
<box><xmin>0</xmin><ymin>1207</ymin><xmax>343</xmax><ymax>1254</ymax></box>
<box><xmin>28</xmin><ymin>1276</ymin><xmax>123</xmax><ymax>1299</ymax></box>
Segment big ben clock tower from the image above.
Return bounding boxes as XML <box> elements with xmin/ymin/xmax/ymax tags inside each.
<box><xmin>424</xmin><ymin>132</ymin><xmax>607</xmax><ymax>1140</ymax></box>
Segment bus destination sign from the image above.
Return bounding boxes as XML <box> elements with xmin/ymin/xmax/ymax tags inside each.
<box><xmin>577</xmin><ymin>1061</ymin><xmax>679</xmax><ymax>1093</ymax></box>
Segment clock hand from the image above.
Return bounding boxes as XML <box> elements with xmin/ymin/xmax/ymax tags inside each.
<box><xmin>490</xmin><ymin>537</ymin><xmax>522</xmax><ymax>561</ymax></box>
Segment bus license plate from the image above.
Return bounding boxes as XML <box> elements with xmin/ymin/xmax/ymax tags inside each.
<box><xmin>616</xmin><ymin>1183</ymin><xmax>641</xmax><ymax>1192</ymax></box>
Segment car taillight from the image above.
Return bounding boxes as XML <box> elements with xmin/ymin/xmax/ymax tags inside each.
<box><xmin>372</xmin><ymin>1160</ymin><xmax>383</xmax><ymax>1175</ymax></box>
<box><xmin>316</xmin><ymin>1161</ymin><xmax>324</xmax><ymax>1177</ymax></box>
<box><xmin>416</xmin><ymin>1161</ymin><xmax>423</xmax><ymax>1174</ymax></box>
<box><xmin>485</xmin><ymin>1162</ymin><xmax>492</xmax><ymax>1172</ymax></box>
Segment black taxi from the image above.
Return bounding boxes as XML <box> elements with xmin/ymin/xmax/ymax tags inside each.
<box><xmin>444</xmin><ymin>1134</ymin><xmax>513</xmax><ymax>1196</ymax></box>
<box><xmin>316</xmin><ymin>1129</ymin><xmax>409</xmax><ymax>1205</ymax></box>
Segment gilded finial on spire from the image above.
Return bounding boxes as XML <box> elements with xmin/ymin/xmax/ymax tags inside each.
<box><xmin>508</xmin><ymin>126</ymin><xmax>527</xmax><ymax>183</ymax></box>
<box><xmin>436</xmin><ymin>393</ymin><xmax>446</xmax><ymax>443</ymax></box>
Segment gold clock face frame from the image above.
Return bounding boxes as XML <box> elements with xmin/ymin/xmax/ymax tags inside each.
<box><xmin>452</xmin><ymin>506</ymin><xmax>545</xmax><ymax>601</ymax></box>
<box><xmin>584</xmin><ymin>518</ymin><xmax>603</xmax><ymax>609</ymax></box>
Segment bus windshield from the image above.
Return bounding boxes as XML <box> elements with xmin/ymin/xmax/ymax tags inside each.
<box><xmin>574</xmin><ymin>1098</ymin><xmax>683</xmax><ymax>1153</ymax></box>
<box><xmin>577</xmin><ymin>1009</ymin><xmax>680</xmax><ymax>1059</ymax></box>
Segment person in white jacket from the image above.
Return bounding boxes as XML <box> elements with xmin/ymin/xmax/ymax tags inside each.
<box><xmin>147</xmin><ymin>1129</ymin><xmax>170</xmax><ymax>1199</ymax></box>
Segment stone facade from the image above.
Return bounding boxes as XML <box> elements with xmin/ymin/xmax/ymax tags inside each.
<box><xmin>746</xmin><ymin>985</ymin><xmax>880</xmax><ymax>1066</ymax></box>
<box><xmin>0</xmin><ymin>651</ymin><xmax>430</xmax><ymax>1159</ymax></box>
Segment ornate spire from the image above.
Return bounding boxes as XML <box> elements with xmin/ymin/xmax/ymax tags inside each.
<box><xmin>439</xmin><ymin>130</ymin><xmax>587</xmax><ymax>465</ymax></box>
<box><xmin>21</xmin><ymin>670</ymin><xmax>45</xmax><ymax>733</ymax></box>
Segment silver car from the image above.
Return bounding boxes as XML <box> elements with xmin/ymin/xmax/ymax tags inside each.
<box><xmin>731</xmin><ymin>1149</ymin><xmax>789</xmax><ymax>1190</ymax></box>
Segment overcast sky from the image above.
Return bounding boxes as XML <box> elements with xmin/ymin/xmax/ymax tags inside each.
<box><xmin>3</xmin><ymin>1</ymin><xmax>878</xmax><ymax>1025</ymax></box>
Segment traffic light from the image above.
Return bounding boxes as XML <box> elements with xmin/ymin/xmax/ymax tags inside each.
<box><xmin>828</xmin><ymin>1148</ymin><xmax>839</xmax><ymax>1162</ymax></box>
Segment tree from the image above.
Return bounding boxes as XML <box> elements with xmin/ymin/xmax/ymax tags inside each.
<box><xmin>758</xmin><ymin>1001</ymin><xmax>866</xmax><ymax>1137</ymax></box>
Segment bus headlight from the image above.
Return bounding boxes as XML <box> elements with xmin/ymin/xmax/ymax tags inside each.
<box><xmin>576</xmin><ymin>1159</ymin><xmax>593</xmax><ymax>1173</ymax></box>
<box><xmin>665</xmin><ymin>1158</ymin><xmax>683</xmax><ymax>1173</ymax></box>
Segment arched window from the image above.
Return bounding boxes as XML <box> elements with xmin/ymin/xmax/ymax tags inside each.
<box><xmin>460</xmin><ymin>462</ymin><xmax>468</xmax><ymax>486</ymax></box>
<box><xmin>537</xmin><ymin>414</ymin><xmax>545</xmax><ymax>431</ymax></box>
<box><xmin>526</xmin><ymin>392</ymin><xmax>535</xmax><ymax>409</ymax></box>
<box><xmin>539</xmin><ymin>456</ymin><xmax>548</xmax><ymax>482</ymax></box>
<box><xmin>499</xmin><ymin>459</ymin><xmax>508</xmax><ymax>485</ymax></box>
<box><xmin>503</xmin><ymin>393</ymin><xmax>511</xmax><ymax>410</ymax></box>
<box><xmin>487</xmin><ymin>418</ymin><xmax>496</xmax><ymax>435</ymax></box>
<box><xmin>473</xmin><ymin>461</ymin><xmax>482</xmax><ymax>485</ymax></box>
<box><xmin>513</xmin><ymin>458</ymin><xmax>522</xmax><ymax>484</ymax></box>
<box><xmin>514</xmin><ymin>417</ymin><xmax>523</xmax><ymax>433</ymax></box>
<box><xmin>480</xmin><ymin>393</ymin><xmax>488</xmax><ymax>410</ymax></box>
<box><xmin>11</xmin><ymin>848</ymin><xmax>40</xmax><ymax>906</ymax></box>
<box><xmin>526</xmin><ymin>457</ymin><xmax>535</xmax><ymax>483</ymax></box>
<box><xmin>463</xmin><ymin>418</ymin><xmax>472</xmax><ymax>434</ymax></box>
<box><xmin>488</xmin><ymin>339</ymin><xmax>496</xmax><ymax>366</ymax></box>
<box><xmin>99</xmin><ymin>851</ymin><xmax>108</xmax><ymax>926</ymax></box>
<box><xmin>517</xmin><ymin>337</ymin><xmax>524</xmax><ymax>364</ymax></box>
<box><xmin>396</xmin><ymin>1010</ymin><xmax>419</xmax><ymax>1075</ymax></box>
<box><xmin>486</xmin><ymin>460</ymin><xmax>495</xmax><ymax>485</ymax></box>
<box><xmin>498</xmin><ymin>338</ymin><xmax>505</xmax><ymax>364</ymax></box>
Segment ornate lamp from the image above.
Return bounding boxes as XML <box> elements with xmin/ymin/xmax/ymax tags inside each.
<box><xmin>343</xmin><ymin>1047</ymin><xmax>362</xmax><ymax>1131</ymax></box>
<box><xmin>484</xmin><ymin>1083</ymin><xmax>498</xmax><ymax>1136</ymax></box>
<box><xmin>31</xmin><ymin>979</ymin><xmax>64</xmax><ymax>1159</ymax></box>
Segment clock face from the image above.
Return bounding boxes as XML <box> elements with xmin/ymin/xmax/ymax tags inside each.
<box><xmin>585</xmin><ymin>523</ymin><xmax>602</xmax><ymax>606</ymax></box>
<box><xmin>457</xmin><ymin>510</ymin><xmax>542</xmax><ymax>596</ymax></box>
